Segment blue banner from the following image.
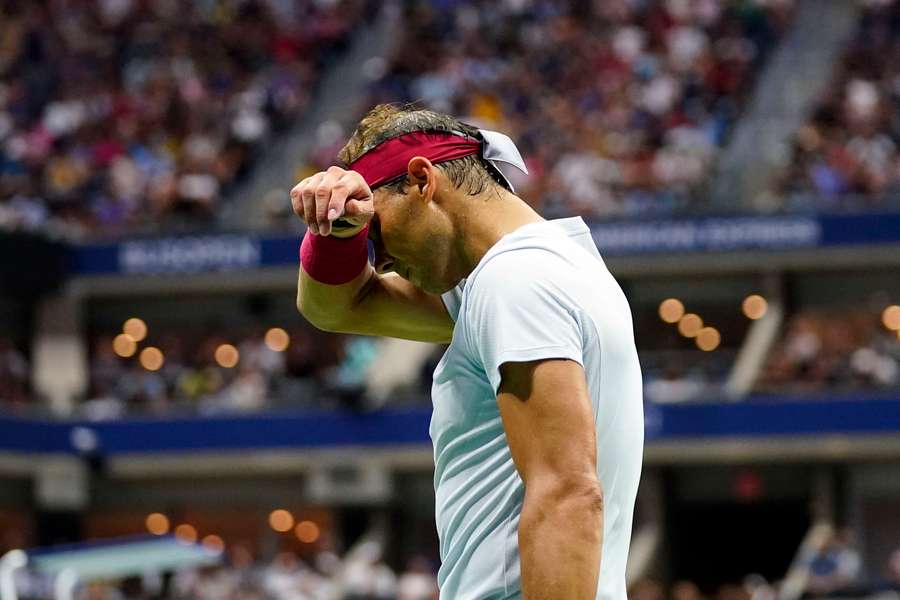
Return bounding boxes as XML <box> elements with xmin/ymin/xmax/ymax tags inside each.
<box><xmin>2</xmin><ymin>396</ymin><xmax>899</xmax><ymax>456</ymax></box>
<box><xmin>67</xmin><ymin>212</ymin><xmax>900</xmax><ymax>276</ymax></box>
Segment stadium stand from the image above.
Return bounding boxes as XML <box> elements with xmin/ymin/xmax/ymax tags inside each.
<box><xmin>2</xmin><ymin>2</ymin><xmax>900</xmax><ymax>599</ymax></box>
<box><xmin>0</xmin><ymin>0</ymin><xmax>371</xmax><ymax>239</ymax></box>
<box><xmin>288</xmin><ymin>0</ymin><xmax>795</xmax><ymax>221</ymax></box>
<box><xmin>771</xmin><ymin>0</ymin><xmax>900</xmax><ymax>211</ymax></box>
<box><xmin>757</xmin><ymin>306</ymin><xmax>900</xmax><ymax>394</ymax></box>
<box><xmin>81</xmin><ymin>325</ymin><xmax>369</xmax><ymax>418</ymax></box>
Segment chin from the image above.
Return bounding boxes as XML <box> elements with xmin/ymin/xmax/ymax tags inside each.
<box><xmin>426</xmin><ymin>278</ymin><xmax>463</xmax><ymax>295</ymax></box>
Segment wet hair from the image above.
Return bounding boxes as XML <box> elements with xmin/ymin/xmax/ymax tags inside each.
<box><xmin>338</xmin><ymin>103</ymin><xmax>503</xmax><ymax>195</ymax></box>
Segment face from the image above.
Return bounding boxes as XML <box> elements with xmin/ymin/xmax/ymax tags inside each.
<box><xmin>369</xmin><ymin>179</ymin><xmax>463</xmax><ymax>294</ymax></box>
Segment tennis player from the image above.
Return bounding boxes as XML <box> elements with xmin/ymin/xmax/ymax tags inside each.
<box><xmin>293</xmin><ymin>105</ymin><xmax>643</xmax><ymax>600</ymax></box>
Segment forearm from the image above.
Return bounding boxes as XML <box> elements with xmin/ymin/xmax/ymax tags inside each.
<box><xmin>518</xmin><ymin>479</ymin><xmax>603</xmax><ymax>600</ymax></box>
<box><xmin>296</xmin><ymin>266</ymin><xmax>374</xmax><ymax>332</ymax></box>
<box><xmin>296</xmin><ymin>225</ymin><xmax>372</xmax><ymax>332</ymax></box>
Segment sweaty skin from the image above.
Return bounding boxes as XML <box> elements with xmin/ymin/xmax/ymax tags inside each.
<box><xmin>292</xmin><ymin>161</ymin><xmax>604</xmax><ymax>600</ymax></box>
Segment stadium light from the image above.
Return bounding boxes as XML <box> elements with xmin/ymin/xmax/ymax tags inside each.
<box><xmin>145</xmin><ymin>513</ymin><xmax>170</xmax><ymax>536</ymax></box>
<box><xmin>677</xmin><ymin>314</ymin><xmax>703</xmax><ymax>338</ymax></box>
<box><xmin>882</xmin><ymin>305</ymin><xmax>900</xmax><ymax>331</ymax></box>
<box><xmin>113</xmin><ymin>334</ymin><xmax>137</xmax><ymax>358</ymax></box>
<box><xmin>658</xmin><ymin>299</ymin><xmax>685</xmax><ymax>324</ymax></box>
<box><xmin>174</xmin><ymin>524</ymin><xmax>197</xmax><ymax>544</ymax></box>
<box><xmin>295</xmin><ymin>520</ymin><xmax>320</xmax><ymax>544</ymax></box>
<box><xmin>139</xmin><ymin>347</ymin><xmax>164</xmax><ymax>371</ymax></box>
<box><xmin>742</xmin><ymin>295</ymin><xmax>768</xmax><ymax>320</ymax></box>
<box><xmin>123</xmin><ymin>317</ymin><xmax>147</xmax><ymax>342</ymax></box>
<box><xmin>696</xmin><ymin>327</ymin><xmax>721</xmax><ymax>352</ymax></box>
<box><xmin>202</xmin><ymin>535</ymin><xmax>225</xmax><ymax>555</ymax></box>
<box><xmin>265</xmin><ymin>327</ymin><xmax>290</xmax><ymax>352</ymax></box>
<box><xmin>269</xmin><ymin>509</ymin><xmax>294</xmax><ymax>533</ymax></box>
<box><xmin>215</xmin><ymin>344</ymin><xmax>240</xmax><ymax>368</ymax></box>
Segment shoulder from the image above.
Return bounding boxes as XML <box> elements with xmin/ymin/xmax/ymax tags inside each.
<box><xmin>467</xmin><ymin>243</ymin><xmax>580</xmax><ymax>301</ymax></box>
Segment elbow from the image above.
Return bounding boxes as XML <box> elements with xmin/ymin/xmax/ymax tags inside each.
<box><xmin>296</xmin><ymin>294</ymin><xmax>348</xmax><ymax>333</ymax></box>
<box><xmin>566</xmin><ymin>478</ymin><xmax>604</xmax><ymax>518</ymax></box>
<box><xmin>523</xmin><ymin>473</ymin><xmax>604</xmax><ymax>526</ymax></box>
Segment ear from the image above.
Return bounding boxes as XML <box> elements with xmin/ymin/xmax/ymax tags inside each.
<box><xmin>407</xmin><ymin>156</ymin><xmax>437</xmax><ymax>203</ymax></box>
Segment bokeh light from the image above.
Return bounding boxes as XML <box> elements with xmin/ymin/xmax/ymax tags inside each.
<box><xmin>202</xmin><ymin>535</ymin><xmax>225</xmax><ymax>554</ymax></box>
<box><xmin>742</xmin><ymin>295</ymin><xmax>768</xmax><ymax>320</ymax></box>
<box><xmin>174</xmin><ymin>524</ymin><xmax>197</xmax><ymax>544</ymax></box>
<box><xmin>677</xmin><ymin>314</ymin><xmax>704</xmax><ymax>338</ymax></box>
<box><xmin>215</xmin><ymin>344</ymin><xmax>240</xmax><ymax>368</ymax></box>
<box><xmin>113</xmin><ymin>334</ymin><xmax>137</xmax><ymax>358</ymax></box>
<box><xmin>139</xmin><ymin>347</ymin><xmax>164</xmax><ymax>371</ymax></box>
<box><xmin>265</xmin><ymin>327</ymin><xmax>290</xmax><ymax>352</ymax></box>
<box><xmin>269</xmin><ymin>509</ymin><xmax>294</xmax><ymax>533</ymax></box>
<box><xmin>145</xmin><ymin>513</ymin><xmax>169</xmax><ymax>536</ymax></box>
<box><xmin>123</xmin><ymin>317</ymin><xmax>147</xmax><ymax>342</ymax></box>
<box><xmin>659</xmin><ymin>299</ymin><xmax>685</xmax><ymax>324</ymax></box>
<box><xmin>696</xmin><ymin>327</ymin><xmax>722</xmax><ymax>351</ymax></box>
<box><xmin>295</xmin><ymin>520</ymin><xmax>320</xmax><ymax>544</ymax></box>
<box><xmin>882</xmin><ymin>305</ymin><xmax>900</xmax><ymax>331</ymax></box>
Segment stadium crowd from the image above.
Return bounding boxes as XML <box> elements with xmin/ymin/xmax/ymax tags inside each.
<box><xmin>81</xmin><ymin>326</ymin><xmax>374</xmax><ymax>418</ymax></box>
<box><xmin>0</xmin><ymin>0</ymin><xmax>371</xmax><ymax>240</ymax></box>
<box><xmin>773</xmin><ymin>0</ymin><xmax>900</xmax><ymax>211</ymax></box>
<box><xmin>289</xmin><ymin>0</ymin><xmax>794</xmax><ymax>223</ymax></box>
<box><xmin>757</xmin><ymin>307</ymin><xmax>900</xmax><ymax>394</ymax></box>
<box><xmin>13</xmin><ymin>547</ymin><xmax>440</xmax><ymax>600</ymax></box>
<box><xmin>3</xmin><ymin>299</ymin><xmax>899</xmax><ymax>419</ymax></box>
<box><xmin>0</xmin><ymin>336</ymin><xmax>29</xmax><ymax>413</ymax></box>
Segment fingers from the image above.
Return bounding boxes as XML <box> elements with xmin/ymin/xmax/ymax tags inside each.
<box><xmin>302</xmin><ymin>173</ymin><xmax>323</xmax><ymax>235</ymax></box>
<box><xmin>290</xmin><ymin>167</ymin><xmax>374</xmax><ymax>236</ymax></box>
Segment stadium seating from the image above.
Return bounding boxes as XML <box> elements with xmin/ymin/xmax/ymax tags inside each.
<box><xmin>292</xmin><ymin>0</ymin><xmax>795</xmax><ymax>220</ymax></box>
<box><xmin>757</xmin><ymin>307</ymin><xmax>900</xmax><ymax>394</ymax></box>
<box><xmin>772</xmin><ymin>1</ymin><xmax>900</xmax><ymax>211</ymax></box>
<box><xmin>0</xmin><ymin>0</ymin><xmax>371</xmax><ymax>239</ymax></box>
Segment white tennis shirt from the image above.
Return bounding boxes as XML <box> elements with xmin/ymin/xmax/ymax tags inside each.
<box><xmin>432</xmin><ymin>217</ymin><xmax>644</xmax><ymax>599</ymax></box>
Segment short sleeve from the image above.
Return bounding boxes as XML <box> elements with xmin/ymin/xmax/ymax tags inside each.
<box><xmin>465</xmin><ymin>251</ymin><xmax>584</xmax><ymax>393</ymax></box>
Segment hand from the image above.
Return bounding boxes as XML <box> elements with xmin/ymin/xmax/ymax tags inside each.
<box><xmin>291</xmin><ymin>166</ymin><xmax>375</xmax><ymax>237</ymax></box>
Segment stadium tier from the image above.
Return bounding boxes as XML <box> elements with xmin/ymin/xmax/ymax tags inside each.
<box><xmin>771</xmin><ymin>0</ymin><xmax>900</xmax><ymax>211</ymax></box>
<box><xmin>1</xmin><ymin>1</ymin><xmax>900</xmax><ymax>600</ymax></box>
<box><xmin>0</xmin><ymin>0</ymin><xmax>374</xmax><ymax>239</ymax></box>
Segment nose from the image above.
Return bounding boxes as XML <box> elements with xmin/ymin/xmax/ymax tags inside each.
<box><xmin>373</xmin><ymin>248</ymin><xmax>395</xmax><ymax>275</ymax></box>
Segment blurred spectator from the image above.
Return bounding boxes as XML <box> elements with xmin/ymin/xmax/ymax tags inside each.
<box><xmin>0</xmin><ymin>0</ymin><xmax>370</xmax><ymax>239</ymax></box>
<box><xmin>887</xmin><ymin>546</ymin><xmax>900</xmax><ymax>586</ymax></box>
<box><xmin>284</xmin><ymin>0</ymin><xmax>793</xmax><ymax>226</ymax></box>
<box><xmin>396</xmin><ymin>556</ymin><xmax>438</xmax><ymax>600</ymax></box>
<box><xmin>631</xmin><ymin>578</ymin><xmax>667</xmax><ymax>600</ymax></box>
<box><xmin>644</xmin><ymin>365</ymin><xmax>714</xmax><ymax>404</ymax></box>
<box><xmin>0</xmin><ymin>337</ymin><xmax>30</xmax><ymax>413</ymax></box>
<box><xmin>804</xmin><ymin>529</ymin><xmax>862</xmax><ymax>596</ymax></box>
<box><xmin>772</xmin><ymin>1</ymin><xmax>900</xmax><ymax>211</ymax></box>
<box><xmin>758</xmin><ymin>306</ymin><xmax>900</xmax><ymax>393</ymax></box>
<box><xmin>80</xmin><ymin>325</ymin><xmax>348</xmax><ymax>418</ymax></box>
<box><xmin>672</xmin><ymin>580</ymin><xmax>707</xmax><ymax>600</ymax></box>
<box><xmin>344</xmin><ymin>551</ymin><xmax>397</xmax><ymax>600</ymax></box>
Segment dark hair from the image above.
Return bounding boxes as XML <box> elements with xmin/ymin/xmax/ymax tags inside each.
<box><xmin>338</xmin><ymin>103</ymin><xmax>504</xmax><ymax>195</ymax></box>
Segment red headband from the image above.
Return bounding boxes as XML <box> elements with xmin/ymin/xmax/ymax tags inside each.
<box><xmin>349</xmin><ymin>131</ymin><xmax>481</xmax><ymax>190</ymax></box>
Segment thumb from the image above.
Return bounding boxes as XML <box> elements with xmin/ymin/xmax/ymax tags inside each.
<box><xmin>343</xmin><ymin>198</ymin><xmax>375</xmax><ymax>220</ymax></box>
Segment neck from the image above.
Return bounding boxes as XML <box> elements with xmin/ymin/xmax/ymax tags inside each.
<box><xmin>452</xmin><ymin>186</ymin><xmax>544</xmax><ymax>276</ymax></box>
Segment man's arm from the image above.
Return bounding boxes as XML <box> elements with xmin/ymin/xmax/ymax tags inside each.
<box><xmin>498</xmin><ymin>359</ymin><xmax>603</xmax><ymax>600</ymax></box>
<box><xmin>293</xmin><ymin>166</ymin><xmax>454</xmax><ymax>343</ymax></box>
<box><xmin>298</xmin><ymin>267</ymin><xmax>453</xmax><ymax>342</ymax></box>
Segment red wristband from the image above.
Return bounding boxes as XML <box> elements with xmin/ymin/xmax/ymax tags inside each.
<box><xmin>300</xmin><ymin>224</ymin><xmax>370</xmax><ymax>285</ymax></box>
